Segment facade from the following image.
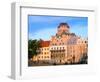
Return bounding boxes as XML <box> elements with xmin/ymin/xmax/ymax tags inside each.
<box><xmin>32</xmin><ymin>41</ymin><xmax>51</xmax><ymax>61</ymax></box>
<box><xmin>32</xmin><ymin>23</ymin><xmax>88</xmax><ymax>64</ymax></box>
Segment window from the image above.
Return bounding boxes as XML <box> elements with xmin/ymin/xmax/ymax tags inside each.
<box><xmin>57</xmin><ymin>47</ymin><xmax>58</xmax><ymax>50</ymax></box>
<box><xmin>54</xmin><ymin>47</ymin><xmax>56</xmax><ymax>50</ymax></box>
<box><xmin>54</xmin><ymin>43</ymin><xmax>57</xmax><ymax>45</ymax></box>
<box><xmin>59</xmin><ymin>43</ymin><xmax>61</xmax><ymax>45</ymax></box>
<box><xmin>62</xmin><ymin>43</ymin><xmax>64</xmax><ymax>45</ymax></box>
<box><xmin>73</xmin><ymin>50</ymin><xmax>75</xmax><ymax>53</ymax></box>
<box><xmin>52</xmin><ymin>43</ymin><xmax>54</xmax><ymax>45</ymax></box>
<box><xmin>60</xmin><ymin>47</ymin><xmax>61</xmax><ymax>50</ymax></box>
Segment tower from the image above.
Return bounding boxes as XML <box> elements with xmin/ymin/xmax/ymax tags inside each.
<box><xmin>57</xmin><ymin>23</ymin><xmax>70</xmax><ymax>36</ymax></box>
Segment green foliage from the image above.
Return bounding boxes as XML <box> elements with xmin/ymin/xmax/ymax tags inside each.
<box><xmin>79</xmin><ymin>53</ymin><xmax>88</xmax><ymax>64</ymax></box>
<box><xmin>28</xmin><ymin>39</ymin><xmax>41</xmax><ymax>59</ymax></box>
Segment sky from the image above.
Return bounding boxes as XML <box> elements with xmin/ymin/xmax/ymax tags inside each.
<box><xmin>28</xmin><ymin>15</ymin><xmax>88</xmax><ymax>40</ymax></box>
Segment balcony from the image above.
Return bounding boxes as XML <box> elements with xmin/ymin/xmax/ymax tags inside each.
<box><xmin>50</xmin><ymin>49</ymin><xmax>65</xmax><ymax>52</ymax></box>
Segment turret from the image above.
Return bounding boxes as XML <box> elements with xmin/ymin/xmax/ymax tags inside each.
<box><xmin>57</xmin><ymin>23</ymin><xmax>70</xmax><ymax>36</ymax></box>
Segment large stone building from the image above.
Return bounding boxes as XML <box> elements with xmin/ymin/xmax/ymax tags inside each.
<box><xmin>32</xmin><ymin>23</ymin><xmax>88</xmax><ymax>64</ymax></box>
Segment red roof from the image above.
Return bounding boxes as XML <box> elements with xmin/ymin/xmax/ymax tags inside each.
<box><xmin>40</xmin><ymin>41</ymin><xmax>50</xmax><ymax>47</ymax></box>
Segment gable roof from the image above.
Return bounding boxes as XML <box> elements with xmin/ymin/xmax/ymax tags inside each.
<box><xmin>40</xmin><ymin>41</ymin><xmax>50</xmax><ymax>47</ymax></box>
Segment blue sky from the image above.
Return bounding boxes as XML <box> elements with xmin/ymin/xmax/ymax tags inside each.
<box><xmin>28</xmin><ymin>15</ymin><xmax>88</xmax><ymax>40</ymax></box>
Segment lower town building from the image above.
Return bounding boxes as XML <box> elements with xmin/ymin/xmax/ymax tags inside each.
<box><xmin>50</xmin><ymin>45</ymin><xmax>66</xmax><ymax>64</ymax></box>
<box><xmin>32</xmin><ymin>41</ymin><xmax>51</xmax><ymax>61</ymax></box>
<box><xmin>32</xmin><ymin>23</ymin><xmax>88</xmax><ymax>64</ymax></box>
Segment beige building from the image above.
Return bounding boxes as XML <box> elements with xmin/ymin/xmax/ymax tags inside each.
<box><xmin>50</xmin><ymin>23</ymin><xmax>88</xmax><ymax>64</ymax></box>
<box><xmin>38</xmin><ymin>47</ymin><xmax>50</xmax><ymax>61</ymax></box>
<box><xmin>32</xmin><ymin>23</ymin><xmax>88</xmax><ymax>64</ymax></box>
<box><xmin>32</xmin><ymin>41</ymin><xmax>51</xmax><ymax>61</ymax></box>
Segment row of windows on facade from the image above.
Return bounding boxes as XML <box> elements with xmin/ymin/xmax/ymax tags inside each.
<box><xmin>51</xmin><ymin>53</ymin><xmax>65</xmax><ymax>56</ymax></box>
<box><xmin>67</xmin><ymin>47</ymin><xmax>87</xmax><ymax>52</ymax></box>
<box><xmin>68</xmin><ymin>45</ymin><xmax>87</xmax><ymax>49</ymax></box>
<box><xmin>51</xmin><ymin>50</ymin><xmax>77</xmax><ymax>54</ymax></box>
<box><xmin>51</xmin><ymin>51</ymin><xmax>84</xmax><ymax>56</ymax></box>
<box><xmin>51</xmin><ymin>49</ymin><xmax>87</xmax><ymax>55</ymax></box>
<box><xmin>51</xmin><ymin>52</ymin><xmax>76</xmax><ymax>56</ymax></box>
<box><xmin>40</xmin><ymin>52</ymin><xmax>49</xmax><ymax>55</ymax></box>
<box><xmin>51</xmin><ymin>47</ymin><xmax>65</xmax><ymax>50</ymax></box>
<box><xmin>38</xmin><ymin>52</ymin><xmax>87</xmax><ymax>59</ymax></box>
<box><xmin>40</xmin><ymin>48</ymin><xmax>49</xmax><ymax>51</ymax></box>
<box><xmin>39</xmin><ymin>45</ymin><xmax>87</xmax><ymax>52</ymax></box>
<box><xmin>39</xmin><ymin>50</ymin><xmax>87</xmax><ymax>55</ymax></box>
<box><xmin>51</xmin><ymin>46</ymin><xmax>87</xmax><ymax>50</ymax></box>
<box><xmin>67</xmin><ymin>50</ymin><xmax>87</xmax><ymax>55</ymax></box>
<box><xmin>51</xmin><ymin>55</ymin><xmax>65</xmax><ymax>58</ymax></box>
<box><xmin>51</xmin><ymin>40</ymin><xmax>87</xmax><ymax>46</ymax></box>
<box><xmin>38</xmin><ymin>56</ymin><xmax>50</xmax><ymax>58</ymax></box>
<box><xmin>79</xmin><ymin>40</ymin><xmax>87</xmax><ymax>43</ymax></box>
<box><xmin>51</xmin><ymin>43</ymin><xmax>65</xmax><ymax>46</ymax></box>
<box><xmin>51</xmin><ymin>51</ymin><xmax>65</xmax><ymax>54</ymax></box>
<box><xmin>40</xmin><ymin>47</ymin><xmax>65</xmax><ymax>51</ymax></box>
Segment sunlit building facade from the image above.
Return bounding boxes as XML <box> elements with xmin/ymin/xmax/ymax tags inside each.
<box><xmin>32</xmin><ymin>41</ymin><xmax>51</xmax><ymax>61</ymax></box>
<box><xmin>50</xmin><ymin>23</ymin><xmax>88</xmax><ymax>64</ymax></box>
<box><xmin>32</xmin><ymin>23</ymin><xmax>88</xmax><ymax>64</ymax></box>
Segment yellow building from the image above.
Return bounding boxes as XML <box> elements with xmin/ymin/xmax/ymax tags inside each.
<box><xmin>38</xmin><ymin>47</ymin><xmax>51</xmax><ymax>61</ymax></box>
<box><xmin>32</xmin><ymin>41</ymin><xmax>51</xmax><ymax>61</ymax></box>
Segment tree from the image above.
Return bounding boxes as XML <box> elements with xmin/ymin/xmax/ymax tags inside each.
<box><xmin>28</xmin><ymin>39</ymin><xmax>41</xmax><ymax>59</ymax></box>
<box><xmin>79</xmin><ymin>53</ymin><xmax>88</xmax><ymax>64</ymax></box>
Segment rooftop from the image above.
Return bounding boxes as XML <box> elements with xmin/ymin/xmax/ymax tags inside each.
<box><xmin>40</xmin><ymin>41</ymin><xmax>50</xmax><ymax>47</ymax></box>
<box><xmin>58</xmin><ymin>23</ymin><xmax>70</xmax><ymax>28</ymax></box>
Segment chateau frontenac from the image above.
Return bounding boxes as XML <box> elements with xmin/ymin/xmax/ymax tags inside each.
<box><xmin>32</xmin><ymin>23</ymin><xmax>88</xmax><ymax>64</ymax></box>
